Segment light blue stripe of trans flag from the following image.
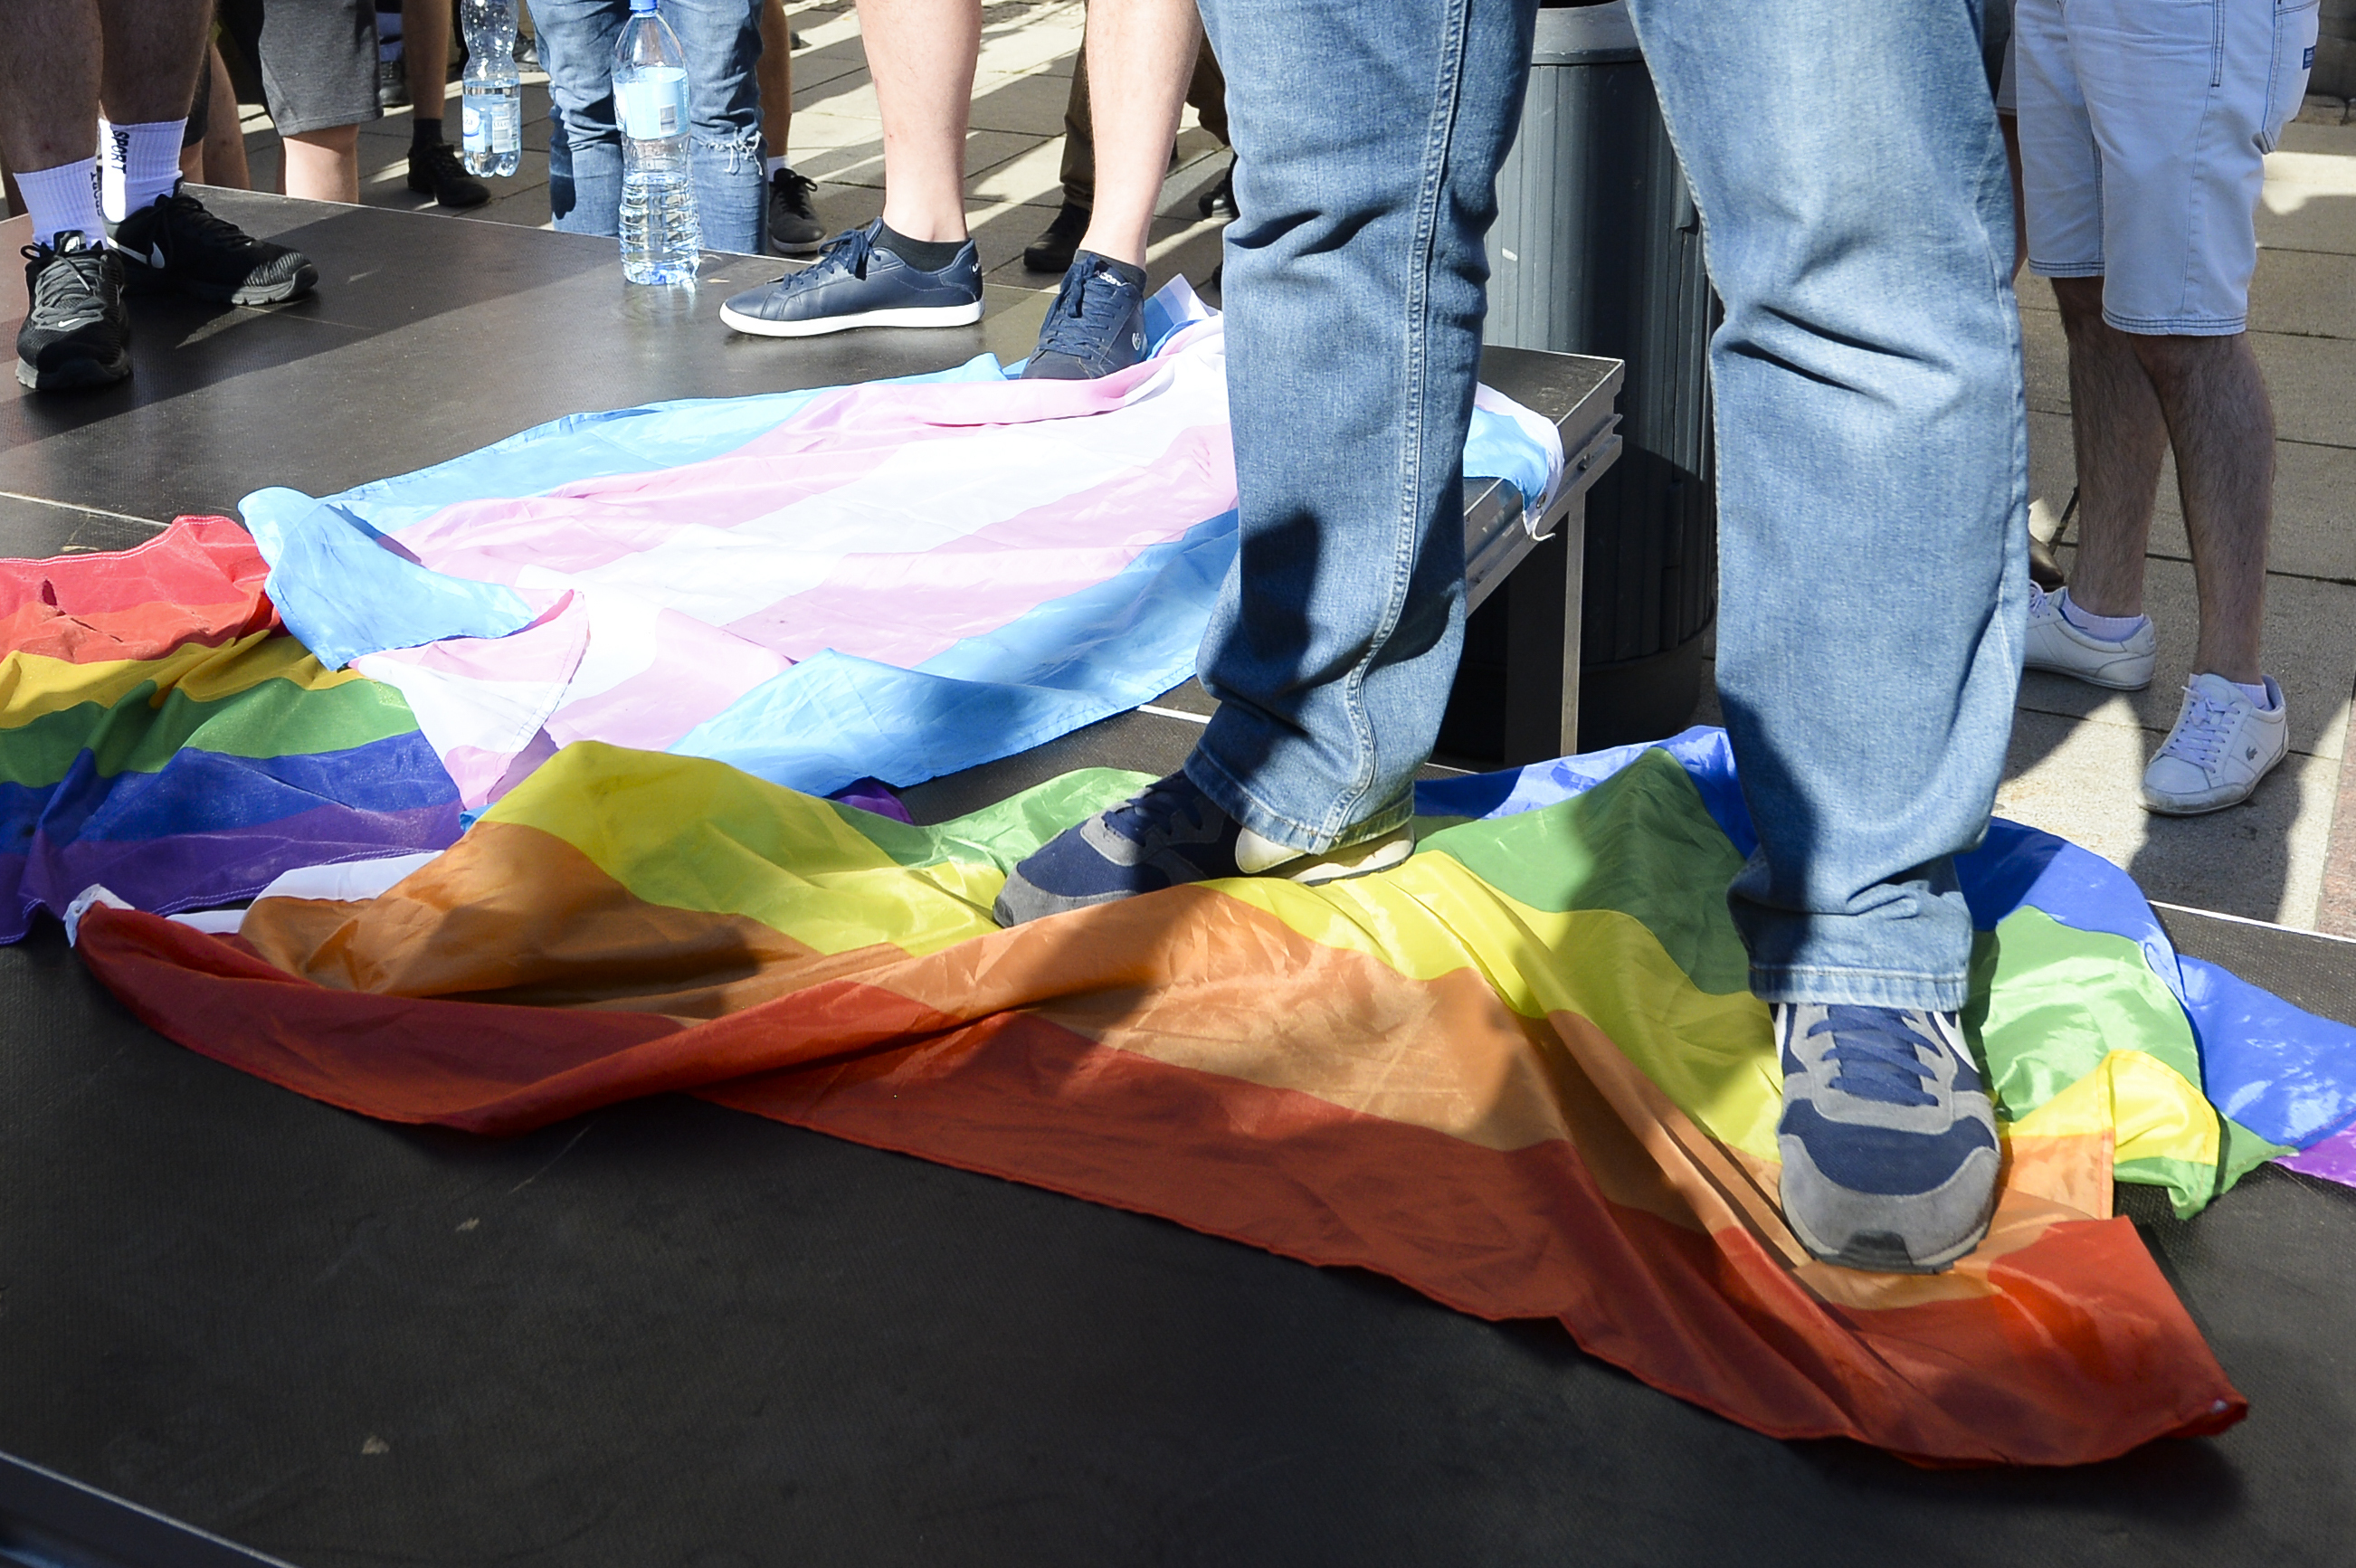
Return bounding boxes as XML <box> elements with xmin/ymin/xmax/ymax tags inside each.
<box><xmin>1418</xmin><ymin>728</ymin><xmax>2356</xmax><ymax>1153</ymax></box>
<box><xmin>670</xmin><ymin>509</ymin><xmax>1237</xmax><ymax>798</ymax></box>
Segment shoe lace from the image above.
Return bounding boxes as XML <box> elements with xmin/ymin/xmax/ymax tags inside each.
<box><xmin>771</xmin><ymin>166</ymin><xmax>818</xmax><ymax>214</ymax></box>
<box><xmin>153</xmin><ymin>187</ymin><xmax>254</xmax><ymax>252</ymax></box>
<box><xmin>1034</xmin><ymin>262</ymin><xmax>1139</xmax><ymax>360</ymax></box>
<box><xmin>2155</xmin><ymin>684</ymin><xmax>2238</xmax><ymax>773</ymax></box>
<box><xmin>1807</xmin><ymin>1006</ymin><xmax>1943</xmax><ymax>1107</ymax></box>
<box><xmin>803</xmin><ymin>222</ymin><xmax>876</xmax><ymax>282</ymax></box>
<box><xmin>22</xmin><ymin>242</ymin><xmax>108</xmax><ymax>314</ymax></box>
<box><xmin>1101</xmin><ymin>774</ymin><xmax>1211</xmax><ymax>844</ymax></box>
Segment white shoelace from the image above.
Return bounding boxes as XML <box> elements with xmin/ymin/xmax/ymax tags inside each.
<box><xmin>2156</xmin><ymin>684</ymin><xmax>2239</xmax><ymax>773</ymax></box>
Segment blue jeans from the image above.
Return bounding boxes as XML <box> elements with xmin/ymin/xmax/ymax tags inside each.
<box><xmin>1186</xmin><ymin>0</ymin><xmax>1537</xmax><ymax>853</ymax></box>
<box><xmin>1192</xmin><ymin>0</ymin><xmax>2028</xmax><ymax>1012</ymax></box>
<box><xmin>527</xmin><ymin>0</ymin><xmax>766</xmax><ymax>254</ymax></box>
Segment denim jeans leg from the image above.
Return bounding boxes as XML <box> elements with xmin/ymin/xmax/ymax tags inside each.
<box><xmin>662</xmin><ymin>0</ymin><xmax>766</xmax><ymax>254</ymax></box>
<box><xmin>1625</xmin><ymin>0</ymin><xmax>2029</xmax><ymax>1011</ymax></box>
<box><xmin>529</xmin><ymin>0</ymin><xmax>625</xmax><ymax>235</ymax></box>
<box><xmin>1185</xmin><ymin>0</ymin><xmax>1537</xmax><ymax>854</ymax></box>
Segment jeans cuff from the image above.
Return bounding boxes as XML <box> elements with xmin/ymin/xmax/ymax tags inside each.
<box><xmin>1183</xmin><ymin>745</ymin><xmax>1414</xmax><ymax>856</ymax></box>
<box><xmin>1744</xmin><ymin>964</ymin><xmax>1971</xmax><ymax>1014</ymax></box>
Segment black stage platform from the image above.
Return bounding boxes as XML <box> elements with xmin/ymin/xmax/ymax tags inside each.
<box><xmin>4</xmin><ymin>194</ymin><xmax>2353</xmax><ymax>1567</ymax></box>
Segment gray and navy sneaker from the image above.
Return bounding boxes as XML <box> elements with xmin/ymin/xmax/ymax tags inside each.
<box><xmin>15</xmin><ymin>233</ymin><xmax>130</xmax><ymax>392</ymax></box>
<box><xmin>1774</xmin><ymin>1003</ymin><xmax>2001</xmax><ymax>1273</ymax></box>
<box><xmin>719</xmin><ymin>221</ymin><xmax>983</xmax><ymax>337</ymax></box>
<box><xmin>994</xmin><ymin>771</ymin><xmax>1414</xmax><ymax>927</ymax></box>
<box><xmin>1021</xmin><ymin>251</ymin><xmax>1149</xmax><ymax>381</ymax></box>
<box><xmin>109</xmin><ymin>184</ymin><xmax>318</xmax><ymax>305</ymax></box>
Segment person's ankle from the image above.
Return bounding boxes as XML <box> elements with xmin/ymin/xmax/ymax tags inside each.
<box><xmin>1075</xmin><ymin>231</ymin><xmax>1147</xmax><ymax>271</ymax></box>
<box><xmin>2056</xmin><ymin>587</ymin><xmax>2147</xmax><ymax>641</ymax></box>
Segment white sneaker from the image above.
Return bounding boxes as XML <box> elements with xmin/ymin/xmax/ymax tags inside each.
<box><xmin>2142</xmin><ymin>673</ymin><xmax>2288</xmax><ymax>815</ymax></box>
<box><xmin>2022</xmin><ymin>584</ymin><xmax>2157</xmax><ymax>690</ymax></box>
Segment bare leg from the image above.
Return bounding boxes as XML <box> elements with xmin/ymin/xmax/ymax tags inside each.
<box><xmin>0</xmin><ymin>0</ymin><xmax>101</xmax><ymax>174</ymax></box>
<box><xmin>2050</xmin><ymin>274</ymin><xmax>2167</xmax><ymax>619</ymax></box>
<box><xmin>1075</xmin><ymin>0</ymin><xmax>1199</xmax><ymax>267</ymax></box>
<box><xmin>405</xmin><ymin>0</ymin><xmax>451</xmax><ymax>124</ymax></box>
<box><xmin>759</xmin><ymin>0</ymin><xmax>793</xmax><ymax>159</ymax></box>
<box><xmin>1997</xmin><ymin>110</ymin><xmax>2024</xmax><ymax>279</ymax></box>
<box><xmin>200</xmin><ymin>43</ymin><xmax>250</xmax><ymax>187</ymax></box>
<box><xmin>2133</xmin><ymin>331</ymin><xmax>2274</xmax><ymax>684</ymax></box>
<box><xmin>282</xmin><ymin>124</ymin><xmax>359</xmax><ymax>202</ymax></box>
<box><xmin>856</xmin><ymin>0</ymin><xmax>977</xmax><ymax>242</ymax></box>
<box><xmin>96</xmin><ymin>0</ymin><xmax>212</xmax><ymax>124</ymax></box>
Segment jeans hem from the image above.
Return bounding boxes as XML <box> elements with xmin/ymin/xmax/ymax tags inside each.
<box><xmin>2027</xmin><ymin>258</ymin><xmax>2104</xmax><ymax>279</ymax></box>
<box><xmin>1745</xmin><ymin>965</ymin><xmax>1971</xmax><ymax>1014</ymax></box>
<box><xmin>2102</xmin><ymin>309</ymin><xmax>2247</xmax><ymax>337</ymax></box>
<box><xmin>1183</xmin><ymin>745</ymin><xmax>1414</xmax><ymax>855</ymax></box>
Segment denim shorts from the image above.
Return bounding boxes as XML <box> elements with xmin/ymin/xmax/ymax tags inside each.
<box><xmin>2016</xmin><ymin>0</ymin><xmax>2319</xmax><ymax>335</ymax></box>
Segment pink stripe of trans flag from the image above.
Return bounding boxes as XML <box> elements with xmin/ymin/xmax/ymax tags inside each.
<box><xmin>385</xmin><ymin>328</ymin><xmax>1227</xmax><ymax>588</ymax></box>
<box><xmin>720</xmin><ymin>421</ymin><xmax>1235</xmax><ymax>669</ymax></box>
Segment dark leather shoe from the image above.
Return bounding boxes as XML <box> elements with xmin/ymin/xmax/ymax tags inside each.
<box><xmin>1197</xmin><ymin>163</ymin><xmax>1235</xmax><ymax>221</ymax></box>
<box><xmin>1022</xmin><ymin>202</ymin><xmax>1091</xmax><ymax>273</ymax></box>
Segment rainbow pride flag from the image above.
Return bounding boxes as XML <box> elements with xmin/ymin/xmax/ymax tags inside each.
<box><xmin>0</xmin><ymin>518</ymin><xmax>460</xmax><ymax>942</ymax></box>
<box><xmin>82</xmin><ymin>730</ymin><xmax>2356</xmax><ymax>1464</ymax></box>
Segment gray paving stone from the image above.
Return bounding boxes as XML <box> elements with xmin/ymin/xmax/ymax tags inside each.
<box><xmin>1997</xmin><ymin>704</ymin><xmax>2334</xmax><ymax>927</ymax></box>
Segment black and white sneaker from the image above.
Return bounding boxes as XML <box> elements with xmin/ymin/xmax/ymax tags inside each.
<box><xmin>15</xmin><ymin>233</ymin><xmax>130</xmax><ymax>392</ymax></box>
<box><xmin>109</xmin><ymin>184</ymin><xmax>318</xmax><ymax>305</ymax></box>
<box><xmin>766</xmin><ymin>166</ymin><xmax>825</xmax><ymax>257</ymax></box>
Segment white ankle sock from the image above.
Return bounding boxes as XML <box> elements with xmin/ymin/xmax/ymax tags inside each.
<box><xmin>100</xmin><ymin>119</ymin><xmax>186</xmax><ymax>222</ymax></box>
<box><xmin>2057</xmin><ymin>588</ymin><xmax>2147</xmax><ymax>641</ymax></box>
<box><xmin>765</xmin><ymin>155</ymin><xmax>788</xmax><ymax>178</ymax></box>
<box><xmin>14</xmin><ymin>157</ymin><xmax>103</xmax><ymax>246</ymax></box>
<box><xmin>2233</xmin><ymin>678</ymin><xmax>2275</xmax><ymax>709</ymax></box>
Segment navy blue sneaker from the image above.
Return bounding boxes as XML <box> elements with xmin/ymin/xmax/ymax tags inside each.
<box><xmin>993</xmin><ymin>771</ymin><xmax>1414</xmax><ymax>926</ymax></box>
<box><xmin>1020</xmin><ymin>251</ymin><xmax>1148</xmax><ymax>380</ymax></box>
<box><xmin>1774</xmin><ymin>1003</ymin><xmax>2001</xmax><ymax>1273</ymax></box>
<box><xmin>719</xmin><ymin>221</ymin><xmax>983</xmax><ymax>337</ymax></box>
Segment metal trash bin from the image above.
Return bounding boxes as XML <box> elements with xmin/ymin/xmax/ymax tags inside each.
<box><xmin>1482</xmin><ymin>0</ymin><xmax>1718</xmax><ymax>753</ymax></box>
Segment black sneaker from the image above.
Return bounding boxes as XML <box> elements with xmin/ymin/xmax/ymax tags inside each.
<box><xmin>1197</xmin><ymin>163</ymin><xmax>1235</xmax><ymax>221</ymax></box>
<box><xmin>15</xmin><ymin>233</ymin><xmax>130</xmax><ymax>392</ymax></box>
<box><xmin>1021</xmin><ymin>251</ymin><xmax>1148</xmax><ymax>380</ymax></box>
<box><xmin>408</xmin><ymin>140</ymin><xmax>490</xmax><ymax>209</ymax></box>
<box><xmin>766</xmin><ymin>166</ymin><xmax>825</xmax><ymax>258</ymax></box>
<box><xmin>378</xmin><ymin>55</ymin><xmax>410</xmax><ymax>109</ymax></box>
<box><xmin>109</xmin><ymin>185</ymin><xmax>318</xmax><ymax>305</ymax></box>
<box><xmin>1022</xmin><ymin>201</ymin><xmax>1090</xmax><ymax>273</ymax></box>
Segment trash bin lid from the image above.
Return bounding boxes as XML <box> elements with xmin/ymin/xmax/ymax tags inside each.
<box><xmin>1531</xmin><ymin>1</ymin><xmax>1642</xmax><ymax>65</ymax></box>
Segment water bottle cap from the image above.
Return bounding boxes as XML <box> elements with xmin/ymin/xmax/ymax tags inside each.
<box><xmin>628</xmin><ymin>0</ymin><xmax>656</xmax><ymax>10</ymax></box>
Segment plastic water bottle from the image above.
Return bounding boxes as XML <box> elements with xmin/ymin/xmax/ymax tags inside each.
<box><xmin>460</xmin><ymin>0</ymin><xmax>523</xmax><ymax>178</ymax></box>
<box><xmin>614</xmin><ymin>0</ymin><xmax>701</xmax><ymax>284</ymax></box>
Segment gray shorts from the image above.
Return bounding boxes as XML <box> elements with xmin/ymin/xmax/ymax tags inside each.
<box><xmin>221</xmin><ymin>0</ymin><xmax>382</xmax><ymax>138</ymax></box>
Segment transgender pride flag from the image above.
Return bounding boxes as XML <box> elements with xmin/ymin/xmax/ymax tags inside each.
<box><xmin>241</xmin><ymin>283</ymin><xmax>1566</xmax><ymax>809</ymax></box>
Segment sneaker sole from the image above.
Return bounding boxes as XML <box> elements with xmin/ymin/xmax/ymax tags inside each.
<box><xmin>718</xmin><ymin>299</ymin><xmax>984</xmax><ymax>337</ymax></box>
<box><xmin>2022</xmin><ymin>656</ymin><xmax>2153</xmax><ymax>692</ymax></box>
<box><xmin>15</xmin><ymin>352</ymin><xmax>130</xmax><ymax>392</ymax></box>
<box><xmin>126</xmin><ymin>262</ymin><xmax>319</xmax><ymax>307</ymax></box>
<box><xmin>2142</xmin><ymin>743</ymin><xmax>2288</xmax><ymax>816</ymax></box>
<box><xmin>768</xmin><ymin>236</ymin><xmax>826</xmax><ymax>260</ymax></box>
<box><xmin>407</xmin><ymin>173</ymin><xmax>491</xmax><ymax>210</ymax></box>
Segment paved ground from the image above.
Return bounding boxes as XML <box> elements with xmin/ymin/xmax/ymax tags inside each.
<box><xmin>225</xmin><ymin>18</ymin><xmax>2356</xmax><ymax>933</ymax></box>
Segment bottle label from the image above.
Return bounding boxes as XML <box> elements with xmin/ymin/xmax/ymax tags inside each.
<box><xmin>618</xmin><ymin>70</ymin><xmax>689</xmax><ymax>140</ymax></box>
<box><xmin>493</xmin><ymin>102</ymin><xmax>520</xmax><ymax>153</ymax></box>
<box><xmin>462</xmin><ymin>102</ymin><xmax>489</xmax><ymax>156</ymax></box>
